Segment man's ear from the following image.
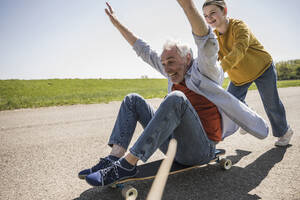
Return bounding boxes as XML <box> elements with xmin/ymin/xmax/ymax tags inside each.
<box><xmin>186</xmin><ymin>53</ymin><xmax>192</xmax><ymax>65</ymax></box>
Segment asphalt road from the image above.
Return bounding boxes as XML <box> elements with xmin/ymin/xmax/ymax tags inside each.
<box><xmin>0</xmin><ymin>87</ymin><xmax>299</xmax><ymax>200</ymax></box>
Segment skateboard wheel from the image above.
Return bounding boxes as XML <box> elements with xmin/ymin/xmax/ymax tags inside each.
<box><xmin>220</xmin><ymin>158</ymin><xmax>232</xmax><ymax>170</ymax></box>
<box><xmin>121</xmin><ymin>185</ymin><xmax>138</xmax><ymax>200</ymax></box>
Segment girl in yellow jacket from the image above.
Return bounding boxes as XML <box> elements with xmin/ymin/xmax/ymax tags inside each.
<box><xmin>202</xmin><ymin>0</ymin><xmax>293</xmax><ymax>146</ymax></box>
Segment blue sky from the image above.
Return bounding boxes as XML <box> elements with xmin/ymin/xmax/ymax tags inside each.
<box><xmin>1</xmin><ymin>0</ymin><xmax>299</xmax><ymax>80</ymax></box>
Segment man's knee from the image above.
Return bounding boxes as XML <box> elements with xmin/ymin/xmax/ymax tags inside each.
<box><xmin>164</xmin><ymin>91</ymin><xmax>187</xmax><ymax>104</ymax></box>
<box><xmin>124</xmin><ymin>93</ymin><xmax>143</xmax><ymax>103</ymax></box>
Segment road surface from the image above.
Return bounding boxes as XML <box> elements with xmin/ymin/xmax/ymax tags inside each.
<box><xmin>0</xmin><ymin>87</ymin><xmax>299</xmax><ymax>200</ymax></box>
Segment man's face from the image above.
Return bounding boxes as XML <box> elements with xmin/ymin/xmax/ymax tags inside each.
<box><xmin>203</xmin><ymin>5</ymin><xmax>226</xmax><ymax>28</ymax></box>
<box><xmin>161</xmin><ymin>46</ymin><xmax>190</xmax><ymax>84</ymax></box>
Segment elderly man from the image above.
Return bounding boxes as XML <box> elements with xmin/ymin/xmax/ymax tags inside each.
<box><xmin>78</xmin><ymin>0</ymin><xmax>268</xmax><ymax>187</ymax></box>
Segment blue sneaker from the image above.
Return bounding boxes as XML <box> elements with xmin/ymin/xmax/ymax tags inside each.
<box><xmin>78</xmin><ymin>156</ymin><xmax>118</xmax><ymax>179</ymax></box>
<box><xmin>85</xmin><ymin>159</ymin><xmax>137</xmax><ymax>186</ymax></box>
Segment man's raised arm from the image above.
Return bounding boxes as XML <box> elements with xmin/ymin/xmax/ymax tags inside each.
<box><xmin>104</xmin><ymin>2</ymin><xmax>167</xmax><ymax>77</ymax></box>
<box><xmin>105</xmin><ymin>2</ymin><xmax>137</xmax><ymax>46</ymax></box>
<box><xmin>177</xmin><ymin>0</ymin><xmax>208</xmax><ymax>37</ymax></box>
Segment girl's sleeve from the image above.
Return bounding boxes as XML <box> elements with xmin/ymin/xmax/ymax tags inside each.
<box><xmin>220</xmin><ymin>21</ymin><xmax>250</xmax><ymax>72</ymax></box>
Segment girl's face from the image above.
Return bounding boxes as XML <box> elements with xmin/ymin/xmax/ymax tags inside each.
<box><xmin>203</xmin><ymin>5</ymin><xmax>227</xmax><ymax>29</ymax></box>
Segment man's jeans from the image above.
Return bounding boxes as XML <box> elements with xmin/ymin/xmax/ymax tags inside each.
<box><xmin>108</xmin><ymin>91</ymin><xmax>216</xmax><ymax>165</ymax></box>
<box><xmin>227</xmin><ymin>63</ymin><xmax>288</xmax><ymax>137</ymax></box>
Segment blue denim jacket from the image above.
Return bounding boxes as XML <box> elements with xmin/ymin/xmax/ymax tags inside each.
<box><xmin>133</xmin><ymin>27</ymin><xmax>269</xmax><ymax>140</ymax></box>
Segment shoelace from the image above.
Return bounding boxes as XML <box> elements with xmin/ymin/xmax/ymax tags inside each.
<box><xmin>101</xmin><ymin>162</ymin><xmax>120</xmax><ymax>181</ymax></box>
<box><xmin>91</xmin><ymin>158</ymin><xmax>111</xmax><ymax>172</ymax></box>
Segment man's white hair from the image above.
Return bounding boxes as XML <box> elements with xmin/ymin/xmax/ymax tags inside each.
<box><xmin>162</xmin><ymin>39</ymin><xmax>193</xmax><ymax>59</ymax></box>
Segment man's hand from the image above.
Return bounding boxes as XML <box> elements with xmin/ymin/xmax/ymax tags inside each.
<box><xmin>105</xmin><ymin>2</ymin><xmax>119</xmax><ymax>27</ymax></box>
<box><xmin>176</xmin><ymin>0</ymin><xmax>208</xmax><ymax>37</ymax></box>
<box><xmin>177</xmin><ymin>0</ymin><xmax>192</xmax><ymax>7</ymax></box>
<box><xmin>104</xmin><ymin>2</ymin><xmax>138</xmax><ymax>46</ymax></box>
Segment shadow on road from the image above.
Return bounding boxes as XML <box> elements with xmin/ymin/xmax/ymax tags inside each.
<box><xmin>74</xmin><ymin>146</ymin><xmax>289</xmax><ymax>200</ymax></box>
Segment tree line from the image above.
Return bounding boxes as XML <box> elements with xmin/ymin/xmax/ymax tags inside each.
<box><xmin>276</xmin><ymin>59</ymin><xmax>300</xmax><ymax>80</ymax></box>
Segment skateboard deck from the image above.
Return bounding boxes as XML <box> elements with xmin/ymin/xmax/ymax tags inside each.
<box><xmin>113</xmin><ymin>149</ymin><xmax>232</xmax><ymax>199</ymax></box>
<box><xmin>114</xmin><ymin>149</ymin><xmax>229</xmax><ymax>186</ymax></box>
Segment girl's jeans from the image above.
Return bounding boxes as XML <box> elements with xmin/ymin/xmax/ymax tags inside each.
<box><xmin>227</xmin><ymin>63</ymin><xmax>288</xmax><ymax>137</ymax></box>
<box><xmin>108</xmin><ymin>91</ymin><xmax>216</xmax><ymax>165</ymax></box>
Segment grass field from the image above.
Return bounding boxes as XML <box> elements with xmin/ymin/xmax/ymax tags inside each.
<box><xmin>1</xmin><ymin>78</ymin><xmax>300</xmax><ymax>111</ymax></box>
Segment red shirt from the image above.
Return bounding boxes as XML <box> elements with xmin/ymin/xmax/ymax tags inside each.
<box><xmin>172</xmin><ymin>81</ymin><xmax>222</xmax><ymax>141</ymax></box>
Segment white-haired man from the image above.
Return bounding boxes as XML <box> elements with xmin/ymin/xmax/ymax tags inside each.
<box><xmin>78</xmin><ymin>0</ymin><xmax>268</xmax><ymax>187</ymax></box>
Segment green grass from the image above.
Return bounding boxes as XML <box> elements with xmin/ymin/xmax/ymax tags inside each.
<box><xmin>0</xmin><ymin>78</ymin><xmax>299</xmax><ymax>111</ymax></box>
<box><xmin>222</xmin><ymin>78</ymin><xmax>300</xmax><ymax>89</ymax></box>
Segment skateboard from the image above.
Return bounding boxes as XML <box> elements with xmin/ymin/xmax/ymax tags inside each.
<box><xmin>111</xmin><ymin>149</ymin><xmax>232</xmax><ymax>199</ymax></box>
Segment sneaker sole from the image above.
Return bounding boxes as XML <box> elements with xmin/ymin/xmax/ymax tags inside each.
<box><xmin>275</xmin><ymin>143</ymin><xmax>289</xmax><ymax>147</ymax></box>
<box><xmin>78</xmin><ymin>174</ymin><xmax>87</xmax><ymax>179</ymax></box>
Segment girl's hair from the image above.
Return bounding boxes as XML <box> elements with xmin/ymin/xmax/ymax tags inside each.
<box><xmin>202</xmin><ymin>0</ymin><xmax>226</xmax><ymax>10</ymax></box>
<box><xmin>162</xmin><ymin>39</ymin><xmax>193</xmax><ymax>59</ymax></box>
